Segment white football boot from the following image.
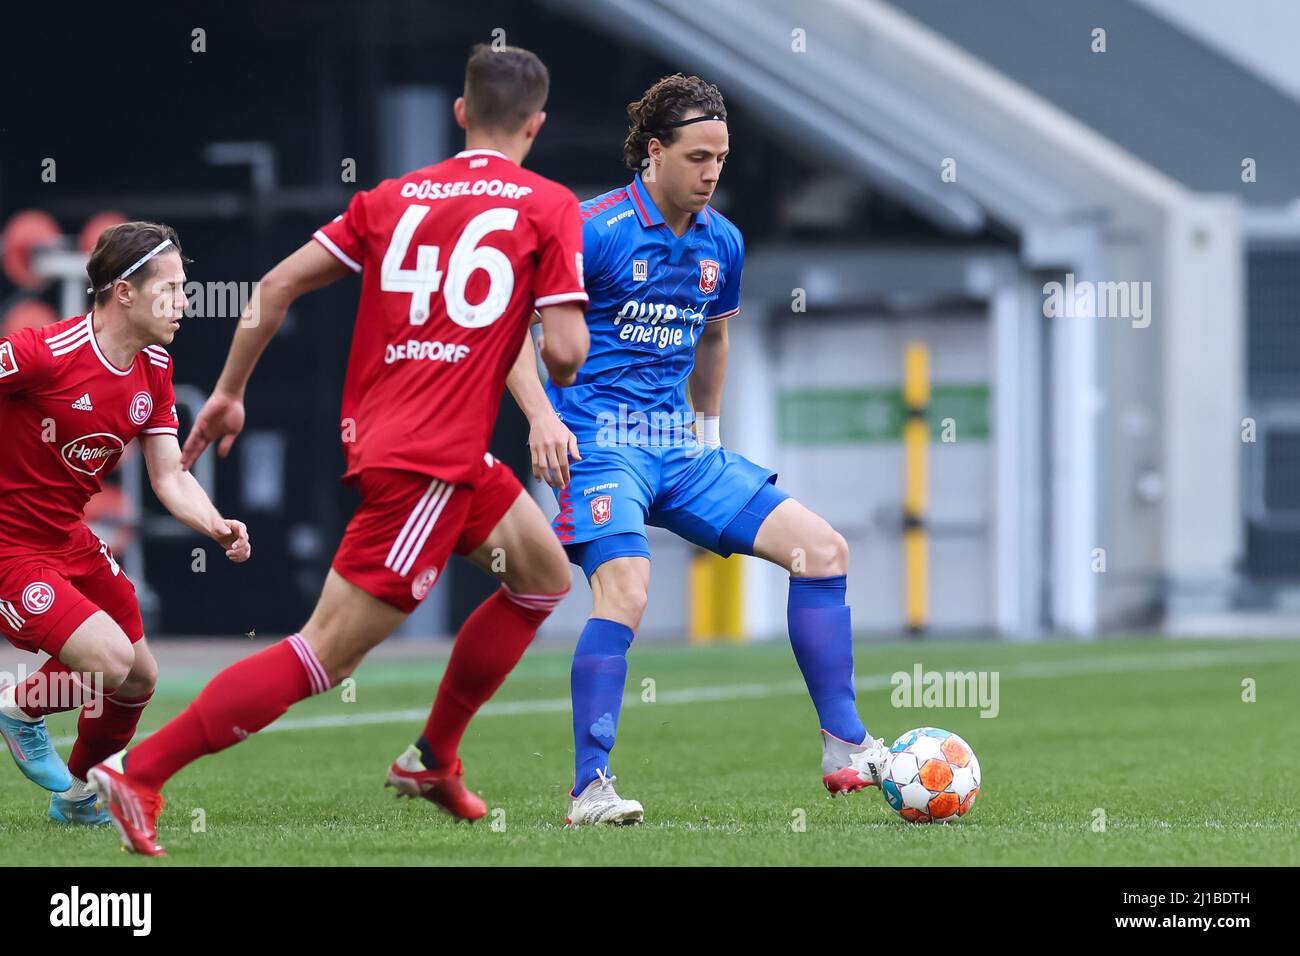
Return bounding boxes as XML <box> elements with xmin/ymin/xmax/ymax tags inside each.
<box><xmin>821</xmin><ymin>730</ymin><xmax>890</xmax><ymax>796</ymax></box>
<box><xmin>565</xmin><ymin>769</ymin><xmax>644</xmax><ymax>826</ymax></box>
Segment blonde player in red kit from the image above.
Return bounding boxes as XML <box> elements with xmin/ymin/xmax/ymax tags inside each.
<box><xmin>0</xmin><ymin>223</ymin><xmax>250</xmax><ymax>825</ymax></box>
<box><xmin>89</xmin><ymin>45</ymin><xmax>590</xmax><ymax>855</ymax></box>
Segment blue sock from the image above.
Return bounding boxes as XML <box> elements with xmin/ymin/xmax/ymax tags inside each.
<box><xmin>571</xmin><ymin>618</ymin><xmax>634</xmax><ymax>795</ymax></box>
<box><xmin>788</xmin><ymin>575</ymin><xmax>866</xmax><ymax>743</ymax></box>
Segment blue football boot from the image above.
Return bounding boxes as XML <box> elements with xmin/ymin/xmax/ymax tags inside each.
<box><xmin>49</xmin><ymin>791</ymin><xmax>112</xmax><ymax>825</ymax></box>
<box><xmin>0</xmin><ymin>711</ymin><xmax>74</xmax><ymax>792</ymax></box>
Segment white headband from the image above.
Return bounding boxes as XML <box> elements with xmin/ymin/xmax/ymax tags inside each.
<box><xmin>89</xmin><ymin>238</ymin><xmax>174</xmax><ymax>294</ymax></box>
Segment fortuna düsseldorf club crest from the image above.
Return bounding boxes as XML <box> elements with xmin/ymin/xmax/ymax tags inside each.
<box><xmin>411</xmin><ymin>568</ymin><xmax>437</xmax><ymax>601</ymax></box>
<box><xmin>22</xmin><ymin>582</ymin><xmax>55</xmax><ymax>615</ymax></box>
<box><xmin>130</xmin><ymin>391</ymin><xmax>153</xmax><ymax>426</ymax></box>
<box><xmin>61</xmin><ymin>433</ymin><xmax>126</xmax><ymax>477</ymax></box>
<box><xmin>591</xmin><ymin>495</ymin><xmax>613</xmax><ymax>526</ymax></box>
<box><xmin>698</xmin><ymin>259</ymin><xmax>720</xmax><ymax>295</ymax></box>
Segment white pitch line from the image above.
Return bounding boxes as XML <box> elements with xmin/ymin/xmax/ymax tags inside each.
<box><xmin>51</xmin><ymin>646</ymin><xmax>1300</xmax><ymax>746</ymax></box>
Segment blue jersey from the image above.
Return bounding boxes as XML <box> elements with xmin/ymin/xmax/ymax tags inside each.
<box><xmin>546</xmin><ymin>174</ymin><xmax>744</xmax><ymax>445</ymax></box>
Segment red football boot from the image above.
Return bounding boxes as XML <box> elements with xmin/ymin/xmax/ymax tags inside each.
<box><xmin>86</xmin><ymin>751</ymin><xmax>167</xmax><ymax>856</ymax></box>
<box><xmin>385</xmin><ymin>745</ymin><xmax>487</xmax><ymax>821</ymax></box>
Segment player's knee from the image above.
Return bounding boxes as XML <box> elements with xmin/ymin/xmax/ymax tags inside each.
<box><xmin>84</xmin><ymin>637</ymin><xmax>134</xmax><ymax>690</ymax></box>
<box><xmin>593</xmin><ymin>558</ymin><xmax>650</xmax><ymax>627</ymax></box>
<box><xmin>507</xmin><ymin>544</ymin><xmax>572</xmax><ymax>597</ymax></box>
<box><xmin>607</xmin><ymin>579</ymin><xmax>649</xmax><ymax>626</ymax></box>
<box><xmin>832</xmin><ymin>531</ymin><xmax>850</xmax><ymax>574</ymax></box>
<box><xmin>119</xmin><ymin>647</ymin><xmax>158</xmax><ymax>697</ymax></box>
<box><xmin>803</xmin><ymin>527</ymin><xmax>849</xmax><ymax>577</ymax></box>
<box><xmin>536</xmin><ymin>549</ymin><xmax>574</xmax><ymax>597</ymax></box>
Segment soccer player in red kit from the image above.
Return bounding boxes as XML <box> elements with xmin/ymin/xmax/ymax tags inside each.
<box><xmin>89</xmin><ymin>44</ymin><xmax>590</xmax><ymax>855</ymax></box>
<box><xmin>0</xmin><ymin>222</ymin><xmax>250</xmax><ymax>825</ymax></box>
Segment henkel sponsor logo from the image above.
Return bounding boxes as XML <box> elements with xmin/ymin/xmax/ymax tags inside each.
<box><xmin>61</xmin><ymin>433</ymin><xmax>126</xmax><ymax>476</ymax></box>
<box><xmin>399</xmin><ymin>179</ymin><xmax>534</xmax><ymax>202</ymax></box>
<box><xmin>385</xmin><ymin>340</ymin><xmax>471</xmax><ymax>365</ymax></box>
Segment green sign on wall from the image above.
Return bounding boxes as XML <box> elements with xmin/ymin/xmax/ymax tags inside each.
<box><xmin>778</xmin><ymin>384</ymin><xmax>990</xmax><ymax>445</ymax></box>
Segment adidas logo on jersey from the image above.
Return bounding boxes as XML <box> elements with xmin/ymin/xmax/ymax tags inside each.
<box><xmin>71</xmin><ymin>393</ymin><xmax>94</xmax><ymax>411</ymax></box>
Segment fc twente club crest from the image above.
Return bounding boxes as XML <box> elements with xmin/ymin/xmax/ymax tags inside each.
<box><xmin>698</xmin><ymin>259</ymin><xmax>720</xmax><ymax>295</ymax></box>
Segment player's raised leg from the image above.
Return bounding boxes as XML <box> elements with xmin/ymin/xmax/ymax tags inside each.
<box><xmin>90</xmin><ymin>569</ymin><xmax>403</xmax><ymax>855</ymax></box>
<box><xmin>748</xmin><ymin>495</ymin><xmax>888</xmax><ymax>794</ymax></box>
<box><xmin>565</xmin><ymin>551</ymin><xmax>647</xmax><ymax>826</ymax></box>
<box><xmin>92</xmin><ymin>466</ymin><xmax>503</xmax><ymax>853</ymax></box>
<box><xmin>45</xmin><ymin>628</ymin><xmax>157</xmax><ymax>825</ymax></box>
<box><xmin>387</xmin><ymin>467</ymin><xmax>571</xmax><ymax>819</ymax></box>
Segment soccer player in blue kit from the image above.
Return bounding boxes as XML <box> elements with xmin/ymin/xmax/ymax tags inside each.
<box><xmin>508</xmin><ymin>74</ymin><xmax>889</xmax><ymax>825</ymax></box>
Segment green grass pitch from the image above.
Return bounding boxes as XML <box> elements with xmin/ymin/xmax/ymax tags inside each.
<box><xmin>4</xmin><ymin>638</ymin><xmax>1298</xmax><ymax>866</ymax></box>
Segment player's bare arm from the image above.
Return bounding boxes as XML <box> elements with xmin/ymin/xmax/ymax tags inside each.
<box><xmin>536</xmin><ymin>301</ymin><xmax>589</xmax><ymax>386</ymax></box>
<box><xmin>181</xmin><ymin>242</ymin><xmax>350</xmax><ymax>468</ymax></box>
<box><xmin>507</xmin><ymin>334</ymin><xmax>581</xmax><ymax>488</ymax></box>
<box><xmin>689</xmin><ymin>317</ymin><xmax>728</xmax><ymax>445</ymax></box>
<box><xmin>143</xmin><ymin>434</ymin><xmax>251</xmax><ymax>562</ymax></box>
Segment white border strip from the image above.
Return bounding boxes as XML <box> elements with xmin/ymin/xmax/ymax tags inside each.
<box><xmin>397</xmin><ymin>483</ymin><xmax>454</xmax><ymax>576</ymax></box>
<box><xmin>385</xmin><ymin>480</ymin><xmax>442</xmax><ymax>572</ymax></box>
<box><xmin>312</xmin><ymin>230</ymin><xmax>362</xmax><ymax>273</ymax></box>
<box><xmin>535</xmin><ymin>292</ymin><xmax>589</xmax><ymax>308</ymax></box>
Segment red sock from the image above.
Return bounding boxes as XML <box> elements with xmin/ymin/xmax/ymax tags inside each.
<box><xmin>15</xmin><ymin>658</ymin><xmax>108</xmax><ymax>718</ymax></box>
<box><xmin>67</xmin><ymin>691</ymin><xmax>152</xmax><ymax>781</ymax></box>
<box><xmin>419</xmin><ymin>587</ymin><xmax>565</xmax><ymax>767</ymax></box>
<box><xmin>126</xmin><ymin>635</ymin><xmax>331</xmax><ymax>790</ymax></box>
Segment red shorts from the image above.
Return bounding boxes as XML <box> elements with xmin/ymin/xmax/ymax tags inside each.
<box><xmin>0</xmin><ymin>524</ymin><xmax>144</xmax><ymax>656</ymax></box>
<box><xmin>331</xmin><ymin>455</ymin><xmax>524</xmax><ymax>612</ymax></box>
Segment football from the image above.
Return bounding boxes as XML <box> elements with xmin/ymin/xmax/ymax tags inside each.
<box><xmin>882</xmin><ymin>727</ymin><xmax>980</xmax><ymax>824</ymax></box>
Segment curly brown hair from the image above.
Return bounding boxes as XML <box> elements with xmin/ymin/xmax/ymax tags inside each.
<box><xmin>623</xmin><ymin>73</ymin><xmax>727</xmax><ymax>171</ymax></box>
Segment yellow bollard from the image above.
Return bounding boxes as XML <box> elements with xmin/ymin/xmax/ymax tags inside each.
<box><xmin>689</xmin><ymin>551</ymin><xmax>745</xmax><ymax>643</ymax></box>
<box><xmin>903</xmin><ymin>342</ymin><xmax>930</xmax><ymax>635</ymax></box>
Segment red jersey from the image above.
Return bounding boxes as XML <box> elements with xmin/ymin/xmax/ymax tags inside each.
<box><xmin>0</xmin><ymin>313</ymin><xmax>180</xmax><ymax>553</ymax></box>
<box><xmin>313</xmin><ymin>148</ymin><xmax>587</xmax><ymax>485</ymax></box>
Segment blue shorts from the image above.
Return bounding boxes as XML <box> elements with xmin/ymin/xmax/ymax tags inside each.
<box><xmin>552</xmin><ymin>442</ymin><xmax>788</xmax><ymax>578</ymax></box>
